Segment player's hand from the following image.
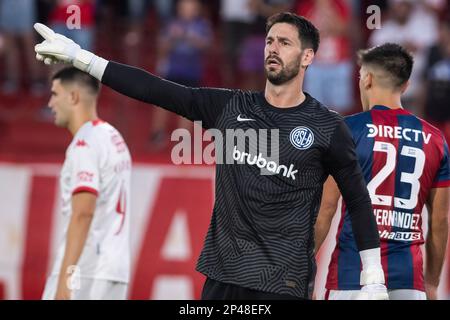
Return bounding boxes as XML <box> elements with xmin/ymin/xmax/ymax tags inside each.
<box><xmin>34</xmin><ymin>23</ymin><xmax>81</xmax><ymax>65</ymax></box>
<box><xmin>355</xmin><ymin>284</ymin><xmax>389</xmax><ymax>300</ymax></box>
<box><xmin>54</xmin><ymin>276</ymin><xmax>72</xmax><ymax>300</ymax></box>
<box><xmin>34</xmin><ymin>23</ymin><xmax>98</xmax><ymax>73</ymax></box>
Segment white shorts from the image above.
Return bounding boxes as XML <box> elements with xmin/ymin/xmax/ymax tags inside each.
<box><xmin>42</xmin><ymin>276</ymin><xmax>128</xmax><ymax>300</ymax></box>
<box><xmin>325</xmin><ymin>289</ymin><xmax>426</xmax><ymax>300</ymax></box>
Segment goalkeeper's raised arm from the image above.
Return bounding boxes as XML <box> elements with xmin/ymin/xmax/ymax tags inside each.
<box><xmin>34</xmin><ymin>23</ymin><xmax>234</xmax><ymax>129</ymax></box>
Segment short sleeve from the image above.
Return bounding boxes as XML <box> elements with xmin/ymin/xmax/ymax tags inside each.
<box><xmin>432</xmin><ymin>138</ymin><xmax>450</xmax><ymax>188</ymax></box>
<box><xmin>70</xmin><ymin>138</ymin><xmax>100</xmax><ymax>196</ymax></box>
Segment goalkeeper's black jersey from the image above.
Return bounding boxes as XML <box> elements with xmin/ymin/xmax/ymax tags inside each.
<box><xmin>102</xmin><ymin>62</ymin><xmax>380</xmax><ymax>299</ymax></box>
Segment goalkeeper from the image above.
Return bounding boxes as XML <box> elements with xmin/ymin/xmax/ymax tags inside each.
<box><xmin>34</xmin><ymin>13</ymin><xmax>388</xmax><ymax>300</ymax></box>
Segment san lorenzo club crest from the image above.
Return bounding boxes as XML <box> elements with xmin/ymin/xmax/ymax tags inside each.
<box><xmin>290</xmin><ymin>127</ymin><xmax>314</xmax><ymax>150</ymax></box>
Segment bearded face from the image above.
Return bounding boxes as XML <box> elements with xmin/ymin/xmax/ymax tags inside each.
<box><xmin>264</xmin><ymin>23</ymin><xmax>306</xmax><ymax>86</ymax></box>
<box><xmin>265</xmin><ymin>52</ymin><xmax>302</xmax><ymax>85</ymax></box>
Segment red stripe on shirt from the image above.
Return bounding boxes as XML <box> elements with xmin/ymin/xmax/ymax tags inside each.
<box><xmin>324</xmin><ymin>289</ymin><xmax>330</xmax><ymax>300</ymax></box>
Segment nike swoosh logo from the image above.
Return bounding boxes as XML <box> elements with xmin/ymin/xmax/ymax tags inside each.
<box><xmin>237</xmin><ymin>114</ymin><xmax>256</xmax><ymax>122</ymax></box>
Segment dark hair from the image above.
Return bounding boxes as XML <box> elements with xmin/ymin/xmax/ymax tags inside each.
<box><xmin>266</xmin><ymin>12</ymin><xmax>320</xmax><ymax>53</ymax></box>
<box><xmin>358</xmin><ymin>43</ymin><xmax>414</xmax><ymax>88</ymax></box>
<box><xmin>52</xmin><ymin>67</ymin><xmax>100</xmax><ymax>94</ymax></box>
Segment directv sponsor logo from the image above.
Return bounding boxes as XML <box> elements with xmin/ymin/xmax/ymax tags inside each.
<box><xmin>233</xmin><ymin>146</ymin><xmax>298</xmax><ymax>180</ymax></box>
<box><xmin>366</xmin><ymin>124</ymin><xmax>431</xmax><ymax>144</ymax></box>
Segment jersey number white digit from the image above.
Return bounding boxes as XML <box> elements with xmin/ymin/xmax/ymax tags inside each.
<box><xmin>366</xmin><ymin>141</ymin><xmax>425</xmax><ymax>210</ymax></box>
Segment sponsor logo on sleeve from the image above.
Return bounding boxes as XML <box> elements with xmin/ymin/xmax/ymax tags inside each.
<box><xmin>77</xmin><ymin>171</ymin><xmax>94</xmax><ymax>183</ymax></box>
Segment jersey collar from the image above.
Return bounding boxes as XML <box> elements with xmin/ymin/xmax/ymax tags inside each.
<box><xmin>258</xmin><ymin>92</ymin><xmax>313</xmax><ymax>113</ymax></box>
<box><xmin>372</xmin><ymin>105</ymin><xmax>410</xmax><ymax>115</ymax></box>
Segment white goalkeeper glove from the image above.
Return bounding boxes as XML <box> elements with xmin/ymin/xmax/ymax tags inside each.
<box><xmin>33</xmin><ymin>23</ymin><xmax>108</xmax><ymax>80</ymax></box>
<box><xmin>355</xmin><ymin>248</ymin><xmax>389</xmax><ymax>300</ymax></box>
<box><xmin>356</xmin><ymin>269</ymin><xmax>389</xmax><ymax>300</ymax></box>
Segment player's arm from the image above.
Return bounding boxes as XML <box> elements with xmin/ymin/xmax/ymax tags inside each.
<box><xmin>424</xmin><ymin>187</ymin><xmax>449</xmax><ymax>300</ymax></box>
<box><xmin>324</xmin><ymin>120</ymin><xmax>379</xmax><ymax>254</ymax></box>
<box><xmin>101</xmin><ymin>61</ymin><xmax>234</xmax><ymax>128</ymax></box>
<box><xmin>33</xmin><ymin>23</ymin><xmax>234</xmax><ymax>129</ymax></box>
<box><xmin>425</xmin><ymin>138</ymin><xmax>450</xmax><ymax>299</ymax></box>
<box><xmin>315</xmin><ymin>176</ymin><xmax>340</xmax><ymax>254</ymax></box>
<box><xmin>323</xmin><ymin>119</ymin><xmax>387</xmax><ymax>300</ymax></box>
<box><xmin>55</xmin><ymin>136</ymin><xmax>101</xmax><ymax>300</ymax></box>
<box><xmin>55</xmin><ymin>192</ymin><xmax>97</xmax><ymax>300</ymax></box>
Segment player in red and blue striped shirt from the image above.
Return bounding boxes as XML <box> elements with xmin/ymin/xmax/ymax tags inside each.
<box><xmin>316</xmin><ymin>43</ymin><xmax>450</xmax><ymax>300</ymax></box>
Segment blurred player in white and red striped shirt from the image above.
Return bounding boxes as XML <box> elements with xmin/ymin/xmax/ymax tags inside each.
<box><xmin>41</xmin><ymin>67</ymin><xmax>132</xmax><ymax>300</ymax></box>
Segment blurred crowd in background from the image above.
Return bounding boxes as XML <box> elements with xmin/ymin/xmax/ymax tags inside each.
<box><xmin>0</xmin><ymin>0</ymin><xmax>449</xmax><ymax>155</ymax></box>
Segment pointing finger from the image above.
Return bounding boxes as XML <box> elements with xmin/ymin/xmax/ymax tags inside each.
<box><xmin>34</xmin><ymin>23</ymin><xmax>56</xmax><ymax>41</ymax></box>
